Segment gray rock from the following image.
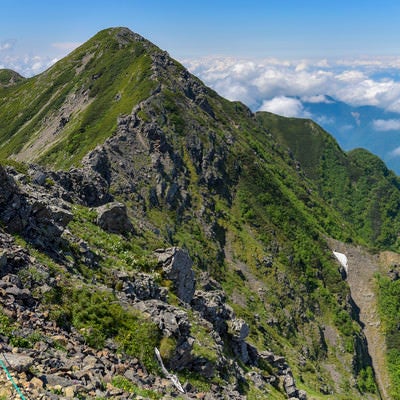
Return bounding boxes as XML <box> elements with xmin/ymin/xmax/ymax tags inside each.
<box><xmin>5</xmin><ymin>286</ymin><xmax>32</xmax><ymax>301</ymax></box>
<box><xmin>133</xmin><ymin>299</ymin><xmax>193</xmax><ymax>369</ymax></box>
<box><xmin>229</xmin><ymin>318</ymin><xmax>249</xmax><ymax>341</ymax></box>
<box><xmin>246</xmin><ymin>371</ymin><xmax>267</xmax><ymax>389</ymax></box>
<box><xmin>298</xmin><ymin>389</ymin><xmax>308</xmax><ymax>400</ymax></box>
<box><xmin>48</xmin><ymin>205</ymin><xmax>73</xmax><ymax>227</ymax></box>
<box><xmin>191</xmin><ymin>290</ymin><xmax>233</xmax><ymax>335</ymax></box>
<box><xmin>1</xmin><ymin>353</ymin><xmax>34</xmax><ymax>372</ymax></box>
<box><xmin>133</xmin><ymin>300</ymin><xmax>190</xmax><ymax>339</ymax></box>
<box><xmin>41</xmin><ymin>373</ymin><xmax>75</xmax><ymax>388</ymax></box>
<box><xmin>123</xmin><ymin>273</ymin><xmax>165</xmax><ymax>301</ymax></box>
<box><xmin>96</xmin><ymin>202</ymin><xmax>134</xmax><ymax>234</ymax></box>
<box><xmin>0</xmin><ymin>251</ymin><xmax>6</xmax><ymax>269</ymax></box>
<box><xmin>30</xmin><ymin>170</ymin><xmax>47</xmax><ymax>186</ymax></box>
<box><xmin>259</xmin><ymin>350</ymin><xmax>275</xmax><ymax>363</ymax></box>
<box><xmin>283</xmin><ymin>371</ymin><xmax>298</xmax><ymax>398</ymax></box>
<box><xmin>197</xmin><ymin>271</ymin><xmax>221</xmax><ymax>291</ymax></box>
<box><xmin>155</xmin><ymin>247</ymin><xmax>195</xmax><ymax>303</ymax></box>
<box><xmin>235</xmin><ymin>341</ymin><xmax>250</xmax><ymax>364</ymax></box>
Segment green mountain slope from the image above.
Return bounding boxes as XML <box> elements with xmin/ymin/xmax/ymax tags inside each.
<box><xmin>0</xmin><ymin>27</ymin><xmax>156</xmax><ymax>167</ymax></box>
<box><xmin>1</xmin><ymin>27</ymin><xmax>399</xmax><ymax>399</ymax></box>
<box><xmin>257</xmin><ymin>111</ymin><xmax>400</xmax><ymax>250</ymax></box>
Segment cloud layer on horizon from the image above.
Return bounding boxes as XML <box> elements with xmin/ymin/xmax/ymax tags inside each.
<box><xmin>184</xmin><ymin>56</ymin><xmax>400</xmax><ymax>115</ymax></box>
<box><xmin>0</xmin><ymin>54</ymin><xmax>58</xmax><ymax>76</ymax></box>
<box><xmin>184</xmin><ymin>56</ymin><xmax>400</xmax><ymax>163</ymax></box>
<box><xmin>0</xmin><ymin>40</ymin><xmax>80</xmax><ymax>77</ymax></box>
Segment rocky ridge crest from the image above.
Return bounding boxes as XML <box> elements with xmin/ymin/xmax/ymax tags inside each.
<box><xmin>0</xmin><ymin>164</ymin><xmax>307</xmax><ymax>399</ymax></box>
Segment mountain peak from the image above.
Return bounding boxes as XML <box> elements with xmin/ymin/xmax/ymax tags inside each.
<box><xmin>95</xmin><ymin>26</ymin><xmax>147</xmax><ymax>46</ymax></box>
<box><xmin>78</xmin><ymin>26</ymin><xmax>158</xmax><ymax>56</ymax></box>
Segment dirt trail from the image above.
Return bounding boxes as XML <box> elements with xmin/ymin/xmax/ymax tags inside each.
<box><xmin>328</xmin><ymin>238</ymin><xmax>391</xmax><ymax>400</ymax></box>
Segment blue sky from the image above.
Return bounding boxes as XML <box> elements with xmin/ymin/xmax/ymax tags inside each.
<box><xmin>2</xmin><ymin>0</ymin><xmax>400</xmax><ymax>61</ymax></box>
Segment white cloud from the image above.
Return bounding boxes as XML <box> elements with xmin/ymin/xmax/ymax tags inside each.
<box><xmin>0</xmin><ymin>54</ymin><xmax>57</xmax><ymax>77</ymax></box>
<box><xmin>0</xmin><ymin>40</ymin><xmax>16</xmax><ymax>52</ymax></box>
<box><xmin>336</xmin><ymin>70</ymin><xmax>366</xmax><ymax>82</ymax></box>
<box><xmin>258</xmin><ymin>96</ymin><xmax>311</xmax><ymax>118</ymax></box>
<box><xmin>315</xmin><ymin>114</ymin><xmax>335</xmax><ymax>125</ymax></box>
<box><xmin>301</xmin><ymin>94</ymin><xmax>333</xmax><ymax>104</ymax></box>
<box><xmin>389</xmin><ymin>146</ymin><xmax>400</xmax><ymax>157</ymax></box>
<box><xmin>51</xmin><ymin>42</ymin><xmax>81</xmax><ymax>52</ymax></box>
<box><xmin>373</xmin><ymin>119</ymin><xmax>400</xmax><ymax>131</ymax></box>
<box><xmin>351</xmin><ymin>112</ymin><xmax>361</xmax><ymax>126</ymax></box>
<box><xmin>183</xmin><ymin>56</ymin><xmax>400</xmax><ymax>114</ymax></box>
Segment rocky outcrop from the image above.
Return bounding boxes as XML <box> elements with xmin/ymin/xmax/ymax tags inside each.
<box><xmin>191</xmin><ymin>289</ymin><xmax>233</xmax><ymax>335</ymax></box>
<box><xmin>50</xmin><ymin>166</ymin><xmax>111</xmax><ymax>207</ymax></box>
<box><xmin>229</xmin><ymin>318</ymin><xmax>250</xmax><ymax>363</ymax></box>
<box><xmin>155</xmin><ymin>247</ymin><xmax>195</xmax><ymax>303</ymax></box>
<box><xmin>121</xmin><ymin>272</ymin><xmax>167</xmax><ymax>301</ymax></box>
<box><xmin>0</xmin><ymin>172</ymin><xmax>309</xmax><ymax>400</ymax></box>
<box><xmin>0</xmin><ymin>165</ymin><xmax>73</xmax><ymax>248</ymax></box>
<box><xmin>95</xmin><ymin>202</ymin><xmax>134</xmax><ymax>234</ymax></box>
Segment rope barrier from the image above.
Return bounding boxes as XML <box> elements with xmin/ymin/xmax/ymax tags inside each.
<box><xmin>0</xmin><ymin>358</ymin><xmax>28</xmax><ymax>400</ymax></box>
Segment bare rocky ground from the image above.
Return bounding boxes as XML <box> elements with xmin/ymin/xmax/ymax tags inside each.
<box><xmin>328</xmin><ymin>238</ymin><xmax>397</xmax><ymax>400</ymax></box>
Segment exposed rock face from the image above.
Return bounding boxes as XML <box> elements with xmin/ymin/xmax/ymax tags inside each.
<box><xmin>229</xmin><ymin>318</ymin><xmax>251</xmax><ymax>363</ymax></box>
<box><xmin>95</xmin><ymin>202</ymin><xmax>134</xmax><ymax>234</ymax></box>
<box><xmin>155</xmin><ymin>247</ymin><xmax>195</xmax><ymax>303</ymax></box>
<box><xmin>50</xmin><ymin>166</ymin><xmax>111</xmax><ymax>207</ymax></box>
<box><xmin>191</xmin><ymin>290</ymin><xmax>233</xmax><ymax>335</ymax></box>
<box><xmin>0</xmin><ymin>165</ymin><xmax>73</xmax><ymax>248</ymax></box>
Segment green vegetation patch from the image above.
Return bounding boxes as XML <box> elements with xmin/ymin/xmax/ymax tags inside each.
<box><xmin>377</xmin><ymin>274</ymin><xmax>400</xmax><ymax>399</ymax></box>
<box><xmin>68</xmin><ymin>204</ymin><xmax>159</xmax><ymax>275</ymax></box>
<box><xmin>45</xmin><ymin>285</ymin><xmax>161</xmax><ymax>372</ymax></box>
<box><xmin>112</xmin><ymin>375</ymin><xmax>162</xmax><ymax>399</ymax></box>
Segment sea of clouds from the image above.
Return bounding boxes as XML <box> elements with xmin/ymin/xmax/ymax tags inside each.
<box><xmin>184</xmin><ymin>56</ymin><xmax>400</xmax><ymax>127</ymax></box>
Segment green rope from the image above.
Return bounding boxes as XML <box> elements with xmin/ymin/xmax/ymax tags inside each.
<box><xmin>0</xmin><ymin>358</ymin><xmax>27</xmax><ymax>400</ymax></box>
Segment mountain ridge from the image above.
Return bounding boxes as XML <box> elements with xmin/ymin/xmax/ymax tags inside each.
<box><xmin>0</xmin><ymin>27</ymin><xmax>398</xmax><ymax>399</ymax></box>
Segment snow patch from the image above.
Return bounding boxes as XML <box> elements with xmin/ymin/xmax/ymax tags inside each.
<box><xmin>333</xmin><ymin>251</ymin><xmax>348</xmax><ymax>275</ymax></box>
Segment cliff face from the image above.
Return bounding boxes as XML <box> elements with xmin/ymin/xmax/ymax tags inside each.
<box><xmin>0</xmin><ymin>27</ymin><xmax>396</xmax><ymax>399</ymax></box>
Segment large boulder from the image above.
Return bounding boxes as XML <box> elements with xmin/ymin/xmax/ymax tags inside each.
<box><xmin>228</xmin><ymin>319</ymin><xmax>250</xmax><ymax>364</ymax></box>
<box><xmin>95</xmin><ymin>202</ymin><xmax>134</xmax><ymax>234</ymax></box>
<box><xmin>155</xmin><ymin>247</ymin><xmax>195</xmax><ymax>303</ymax></box>
<box><xmin>2</xmin><ymin>353</ymin><xmax>34</xmax><ymax>372</ymax></box>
